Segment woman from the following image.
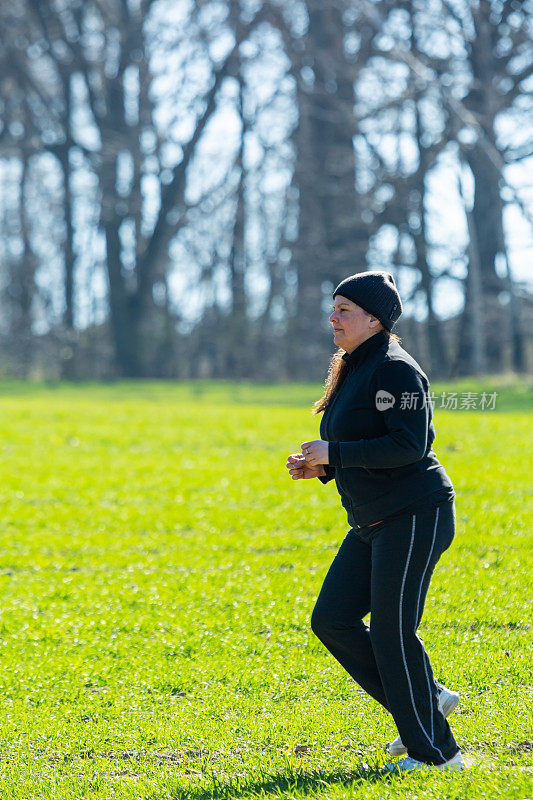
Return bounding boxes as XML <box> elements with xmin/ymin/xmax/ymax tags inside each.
<box><xmin>286</xmin><ymin>271</ymin><xmax>463</xmax><ymax>773</ymax></box>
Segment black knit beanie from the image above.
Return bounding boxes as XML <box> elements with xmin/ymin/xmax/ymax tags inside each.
<box><xmin>333</xmin><ymin>270</ymin><xmax>402</xmax><ymax>330</ymax></box>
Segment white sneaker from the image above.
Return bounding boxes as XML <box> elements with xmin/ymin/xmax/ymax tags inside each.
<box><xmin>382</xmin><ymin>751</ymin><xmax>464</xmax><ymax>774</ymax></box>
<box><xmin>386</xmin><ymin>685</ymin><xmax>460</xmax><ymax>757</ymax></box>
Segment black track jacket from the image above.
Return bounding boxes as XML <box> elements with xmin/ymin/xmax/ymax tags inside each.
<box><xmin>318</xmin><ymin>329</ymin><xmax>454</xmax><ymax>528</ymax></box>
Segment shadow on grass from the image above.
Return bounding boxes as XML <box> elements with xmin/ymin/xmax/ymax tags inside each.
<box><xmin>170</xmin><ymin>764</ymin><xmax>391</xmax><ymax>800</ymax></box>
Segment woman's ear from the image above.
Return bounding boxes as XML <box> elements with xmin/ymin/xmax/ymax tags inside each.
<box><xmin>369</xmin><ymin>316</ymin><xmax>381</xmax><ymax>329</ymax></box>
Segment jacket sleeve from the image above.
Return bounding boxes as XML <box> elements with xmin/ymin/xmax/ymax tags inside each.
<box><xmin>327</xmin><ymin>360</ymin><xmax>430</xmax><ymax>469</ymax></box>
<box><xmin>318</xmin><ymin>464</ymin><xmax>336</xmax><ymax>484</ymax></box>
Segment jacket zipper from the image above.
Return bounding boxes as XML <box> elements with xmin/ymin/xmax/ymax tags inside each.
<box><xmin>323</xmin><ymin>368</ymin><xmax>351</xmax><ymax>441</ymax></box>
<box><xmin>323</xmin><ymin>371</ymin><xmax>354</xmax><ymax>516</ymax></box>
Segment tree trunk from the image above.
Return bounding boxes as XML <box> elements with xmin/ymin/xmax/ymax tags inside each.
<box><xmin>99</xmin><ymin>149</ymin><xmax>143</xmax><ymax>377</ymax></box>
<box><xmin>455</xmin><ymin>1</ymin><xmax>506</xmax><ymax>373</ymax></box>
<box><xmin>287</xmin><ymin>6</ymin><xmax>365</xmax><ymax>379</ymax></box>
<box><xmin>455</xmin><ymin>166</ymin><xmax>488</xmax><ymax>376</ymax></box>
<box><xmin>226</xmin><ymin>73</ymin><xmax>247</xmax><ymax>379</ymax></box>
<box><xmin>286</xmin><ymin>88</ymin><xmax>331</xmax><ymax>379</ymax></box>
<box><xmin>412</xmin><ymin>97</ymin><xmax>450</xmax><ymax>377</ymax></box>
<box><xmin>460</xmin><ymin>145</ymin><xmax>505</xmax><ymax>372</ymax></box>
<box><xmin>60</xmin><ymin>74</ymin><xmax>75</xmax><ymax>332</ymax></box>
<box><xmin>13</xmin><ymin>150</ymin><xmax>35</xmax><ymax>376</ymax></box>
<box><xmin>104</xmin><ymin>217</ymin><xmax>142</xmax><ymax>377</ymax></box>
<box><xmin>498</xmin><ymin>227</ymin><xmax>526</xmax><ymax>373</ymax></box>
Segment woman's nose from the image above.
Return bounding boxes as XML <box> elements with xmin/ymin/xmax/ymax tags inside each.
<box><xmin>329</xmin><ymin>311</ymin><xmax>337</xmax><ymax>323</ymax></box>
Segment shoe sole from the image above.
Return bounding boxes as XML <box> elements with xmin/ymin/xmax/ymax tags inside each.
<box><xmin>387</xmin><ymin>741</ymin><xmax>410</xmax><ymax>757</ymax></box>
<box><xmin>440</xmin><ymin>691</ymin><xmax>460</xmax><ymax>718</ymax></box>
<box><xmin>387</xmin><ymin>691</ymin><xmax>460</xmax><ymax>756</ymax></box>
<box><xmin>433</xmin><ymin>753</ymin><xmax>465</xmax><ymax>771</ymax></box>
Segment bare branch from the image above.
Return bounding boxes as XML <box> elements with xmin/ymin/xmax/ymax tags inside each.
<box><xmin>504</xmin><ymin>142</ymin><xmax>533</xmax><ymax>162</ymax></box>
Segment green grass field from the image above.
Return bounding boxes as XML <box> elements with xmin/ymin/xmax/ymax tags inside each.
<box><xmin>0</xmin><ymin>377</ymin><xmax>531</xmax><ymax>799</ymax></box>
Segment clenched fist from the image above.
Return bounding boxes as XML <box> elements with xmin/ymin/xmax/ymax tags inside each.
<box><xmin>286</xmin><ymin>453</ymin><xmax>326</xmax><ymax>480</ymax></box>
<box><xmin>300</xmin><ymin>440</ymin><xmax>329</xmax><ymax>466</ymax></box>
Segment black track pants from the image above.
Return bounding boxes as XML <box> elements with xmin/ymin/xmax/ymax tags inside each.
<box><xmin>311</xmin><ymin>500</ymin><xmax>460</xmax><ymax>765</ymax></box>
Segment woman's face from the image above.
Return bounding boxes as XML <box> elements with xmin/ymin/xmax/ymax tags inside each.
<box><xmin>329</xmin><ymin>295</ymin><xmax>382</xmax><ymax>353</ymax></box>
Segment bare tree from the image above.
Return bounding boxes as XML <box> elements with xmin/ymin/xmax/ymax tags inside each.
<box><xmin>441</xmin><ymin>0</ymin><xmax>532</xmax><ymax>373</ymax></box>
<box><xmin>0</xmin><ymin>0</ymin><xmax>531</xmax><ymax>379</ymax></box>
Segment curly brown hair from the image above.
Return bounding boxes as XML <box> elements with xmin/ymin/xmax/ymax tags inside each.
<box><xmin>312</xmin><ymin>331</ymin><xmax>402</xmax><ymax>414</ymax></box>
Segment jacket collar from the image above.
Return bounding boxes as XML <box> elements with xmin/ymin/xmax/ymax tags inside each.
<box><xmin>342</xmin><ymin>329</ymin><xmax>389</xmax><ymax>369</ymax></box>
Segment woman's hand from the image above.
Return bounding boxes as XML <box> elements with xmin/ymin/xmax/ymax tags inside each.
<box><xmin>286</xmin><ymin>453</ymin><xmax>326</xmax><ymax>480</ymax></box>
<box><xmin>301</xmin><ymin>440</ymin><xmax>329</xmax><ymax>466</ymax></box>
